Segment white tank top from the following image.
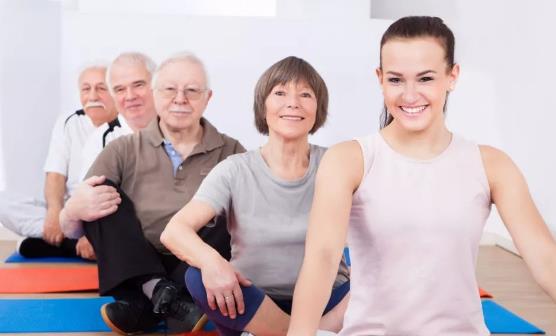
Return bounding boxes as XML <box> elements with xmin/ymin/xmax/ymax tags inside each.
<box><xmin>340</xmin><ymin>133</ymin><xmax>491</xmax><ymax>336</ymax></box>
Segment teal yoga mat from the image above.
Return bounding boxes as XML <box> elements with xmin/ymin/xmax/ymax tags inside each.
<box><xmin>0</xmin><ymin>297</ymin><xmax>113</xmax><ymax>332</ymax></box>
<box><xmin>483</xmin><ymin>300</ymin><xmax>545</xmax><ymax>334</ymax></box>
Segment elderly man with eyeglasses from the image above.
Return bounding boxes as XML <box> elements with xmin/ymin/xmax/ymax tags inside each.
<box><xmin>60</xmin><ymin>52</ymin><xmax>245</xmax><ymax>334</ymax></box>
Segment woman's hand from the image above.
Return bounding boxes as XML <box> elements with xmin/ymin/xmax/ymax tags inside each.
<box><xmin>201</xmin><ymin>259</ymin><xmax>252</xmax><ymax>319</ymax></box>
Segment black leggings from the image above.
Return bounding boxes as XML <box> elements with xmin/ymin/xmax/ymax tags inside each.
<box><xmin>186</xmin><ymin>267</ymin><xmax>350</xmax><ymax>336</ymax></box>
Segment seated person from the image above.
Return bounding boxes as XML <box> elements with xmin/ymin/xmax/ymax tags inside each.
<box><xmin>60</xmin><ymin>52</ymin><xmax>244</xmax><ymax>335</ymax></box>
<box><xmin>71</xmin><ymin>52</ymin><xmax>158</xmax><ymax>230</ymax></box>
<box><xmin>0</xmin><ymin>63</ymin><xmax>117</xmax><ymax>260</ymax></box>
<box><xmin>79</xmin><ymin>51</ymin><xmax>158</xmax><ymax>179</ymax></box>
<box><xmin>161</xmin><ymin>56</ymin><xmax>350</xmax><ymax>336</ymax></box>
<box><xmin>287</xmin><ymin>16</ymin><xmax>556</xmax><ymax>335</ymax></box>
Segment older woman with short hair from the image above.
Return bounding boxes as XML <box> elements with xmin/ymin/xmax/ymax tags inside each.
<box><xmin>161</xmin><ymin>56</ymin><xmax>350</xmax><ymax>336</ymax></box>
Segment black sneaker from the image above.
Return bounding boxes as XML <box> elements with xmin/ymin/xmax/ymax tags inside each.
<box><xmin>100</xmin><ymin>299</ymin><xmax>160</xmax><ymax>335</ymax></box>
<box><xmin>151</xmin><ymin>280</ymin><xmax>207</xmax><ymax>331</ymax></box>
<box><xmin>165</xmin><ymin>310</ymin><xmax>208</xmax><ymax>333</ymax></box>
<box><xmin>151</xmin><ymin>279</ymin><xmax>179</xmax><ymax>316</ymax></box>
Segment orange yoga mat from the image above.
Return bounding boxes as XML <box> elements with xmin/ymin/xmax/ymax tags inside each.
<box><xmin>479</xmin><ymin>287</ymin><xmax>493</xmax><ymax>298</ymax></box>
<box><xmin>0</xmin><ymin>266</ymin><xmax>98</xmax><ymax>293</ymax></box>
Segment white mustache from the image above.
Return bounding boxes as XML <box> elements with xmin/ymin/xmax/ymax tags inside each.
<box><xmin>84</xmin><ymin>101</ymin><xmax>106</xmax><ymax>109</ymax></box>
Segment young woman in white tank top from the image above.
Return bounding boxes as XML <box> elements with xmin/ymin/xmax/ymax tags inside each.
<box><xmin>288</xmin><ymin>16</ymin><xmax>556</xmax><ymax>336</ymax></box>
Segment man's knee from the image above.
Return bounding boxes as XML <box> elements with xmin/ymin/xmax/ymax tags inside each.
<box><xmin>0</xmin><ymin>195</ymin><xmax>45</xmax><ymax>238</ymax></box>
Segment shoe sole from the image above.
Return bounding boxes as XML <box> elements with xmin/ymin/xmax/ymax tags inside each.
<box><xmin>191</xmin><ymin>313</ymin><xmax>208</xmax><ymax>332</ymax></box>
<box><xmin>100</xmin><ymin>303</ymin><xmax>143</xmax><ymax>336</ymax></box>
<box><xmin>102</xmin><ymin>303</ymin><xmax>208</xmax><ymax>334</ymax></box>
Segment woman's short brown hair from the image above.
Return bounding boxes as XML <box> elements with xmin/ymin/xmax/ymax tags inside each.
<box><xmin>253</xmin><ymin>56</ymin><xmax>328</xmax><ymax>135</ymax></box>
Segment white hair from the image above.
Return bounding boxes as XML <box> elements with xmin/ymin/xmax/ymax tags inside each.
<box><xmin>77</xmin><ymin>61</ymin><xmax>110</xmax><ymax>86</ymax></box>
<box><xmin>106</xmin><ymin>52</ymin><xmax>156</xmax><ymax>95</ymax></box>
<box><xmin>151</xmin><ymin>51</ymin><xmax>210</xmax><ymax>90</ymax></box>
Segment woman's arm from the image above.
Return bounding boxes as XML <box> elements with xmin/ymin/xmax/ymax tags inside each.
<box><xmin>161</xmin><ymin>199</ymin><xmax>220</xmax><ymax>268</ymax></box>
<box><xmin>481</xmin><ymin>145</ymin><xmax>556</xmax><ymax>301</ymax></box>
<box><xmin>288</xmin><ymin>141</ymin><xmax>363</xmax><ymax>335</ymax></box>
<box><xmin>43</xmin><ymin>172</ymin><xmax>66</xmax><ymax>245</ymax></box>
<box><xmin>162</xmin><ymin>199</ymin><xmax>250</xmax><ymax>319</ymax></box>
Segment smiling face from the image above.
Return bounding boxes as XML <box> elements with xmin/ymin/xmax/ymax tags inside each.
<box><xmin>109</xmin><ymin>60</ymin><xmax>156</xmax><ymax>130</ymax></box>
<box><xmin>377</xmin><ymin>37</ymin><xmax>459</xmax><ymax>133</ymax></box>
<box><xmin>264</xmin><ymin>80</ymin><xmax>317</xmax><ymax>141</ymax></box>
<box><xmin>153</xmin><ymin>60</ymin><xmax>211</xmax><ymax>132</ymax></box>
<box><xmin>78</xmin><ymin>67</ymin><xmax>116</xmax><ymax>126</ymax></box>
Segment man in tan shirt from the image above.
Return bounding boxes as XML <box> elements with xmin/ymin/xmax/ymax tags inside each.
<box><xmin>60</xmin><ymin>52</ymin><xmax>244</xmax><ymax>334</ymax></box>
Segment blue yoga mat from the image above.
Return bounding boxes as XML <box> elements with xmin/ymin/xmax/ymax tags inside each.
<box><xmin>483</xmin><ymin>300</ymin><xmax>545</xmax><ymax>334</ymax></box>
<box><xmin>4</xmin><ymin>251</ymin><xmax>94</xmax><ymax>264</ymax></box>
<box><xmin>0</xmin><ymin>296</ymin><xmax>217</xmax><ymax>333</ymax></box>
<box><xmin>0</xmin><ymin>297</ymin><xmax>113</xmax><ymax>332</ymax></box>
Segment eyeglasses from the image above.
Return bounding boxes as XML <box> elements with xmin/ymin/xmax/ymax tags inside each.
<box><xmin>157</xmin><ymin>86</ymin><xmax>208</xmax><ymax>100</ymax></box>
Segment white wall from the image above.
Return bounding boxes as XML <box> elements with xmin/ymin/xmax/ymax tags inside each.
<box><xmin>59</xmin><ymin>1</ymin><xmax>386</xmax><ymax>151</ymax></box>
<box><xmin>0</xmin><ymin>6</ymin><xmax>5</xmax><ymax>193</ymax></box>
<box><xmin>0</xmin><ymin>0</ymin><xmax>61</xmax><ymax>198</ymax></box>
<box><xmin>1</xmin><ymin>0</ymin><xmax>554</xmax><ymax>244</ymax></box>
<box><xmin>1</xmin><ymin>0</ymin><xmax>385</xmax><ymax>238</ymax></box>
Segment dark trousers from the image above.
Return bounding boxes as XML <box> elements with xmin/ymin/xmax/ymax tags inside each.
<box><xmin>83</xmin><ymin>180</ymin><xmax>187</xmax><ymax>299</ymax></box>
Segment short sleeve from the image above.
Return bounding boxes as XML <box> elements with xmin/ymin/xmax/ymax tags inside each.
<box><xmin>43</xmin><ymin>114</ymin><xmax>70</xmax><ymax>176</ymax></box>
<box><xmin>84</xmin><ymin>137</ymin><xmax>124</xmax><ymax>185</ymax></box>
<box><xmin>79</xmin><ymin>125</ymin><xmax>106</xmax><ymax>180</ymax></box>
<box><xmin>193</xmin><ymin>156</ymin><xmax>237</xmax><ymax>215</ymax></box>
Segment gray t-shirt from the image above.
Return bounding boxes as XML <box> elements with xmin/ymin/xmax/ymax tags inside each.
<box><xmin>194</xmin><ymin>144</ymin><xmax>349</xmax><ymax>299</ymax></box>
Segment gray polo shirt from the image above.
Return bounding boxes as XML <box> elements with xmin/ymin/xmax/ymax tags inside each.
<box><xmin>194</xmin><ymin>145</ymin><xmax>350</xmax><ymax>299</ymax></box>
<box><xmin>86</xmin><ymin>117</ymin><xmax>245</xmax><ymax>252</ymax></box>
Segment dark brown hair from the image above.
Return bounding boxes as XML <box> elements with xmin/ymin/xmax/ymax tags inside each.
<box><xmin>379</xmin><ymin>16</ymin><xmax>456</xmax><ymax>128</ymax></box>
<box><xmin>253</xmin><ymin>56</ymin><xmax>328</xmax><ymax>135</ymax></box>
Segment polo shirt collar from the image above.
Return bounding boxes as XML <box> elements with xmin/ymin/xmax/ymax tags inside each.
<box><xmin>195</xmin><ymin>118</ymin><xmax>225</xmax><ymax>154</ymax></box>
<box><xmin>145</xmin><ymin>117</ymin><xmax>165</xmax><ymax>147</ymax></box>
<box><xmin>145</xmin><ymin>117</ymin><xmax>225</xmax><ymax>153</ymax></box>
